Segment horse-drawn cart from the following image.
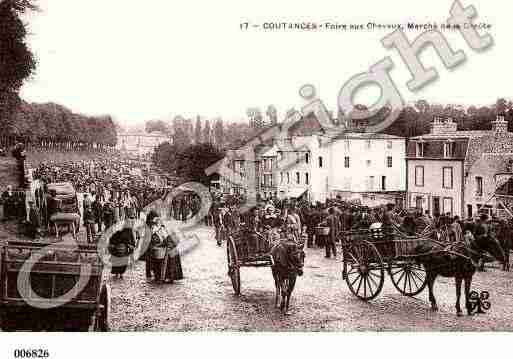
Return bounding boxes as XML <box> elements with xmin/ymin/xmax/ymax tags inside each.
<box><xmin>341</xmin><ymin>227</ymin><xmax>430</xmax><ymax>300</ymax></box>
<box><xmin>226</xmin><ymin>231</ymin><xmax>274</xmax><ymax>295</ymax></box>
<box><xmin>0</xmin><ymin>239</ymin><xmax>110</xmax><ymax>331</ymax></box>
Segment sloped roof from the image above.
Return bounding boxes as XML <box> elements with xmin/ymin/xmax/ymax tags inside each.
<box><xmin>465</xmin><ymin>132</ymin><xmax>513</xmax><ymax>172</ymax></box>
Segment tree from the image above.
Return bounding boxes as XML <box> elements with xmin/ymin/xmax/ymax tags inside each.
<box><xmin>0</xmin><ymin>0</ymin><xmax>37</xmax><ymax>135</ymax></box>
<box><xmin>203</xmin><ymin>119</ymin><xmax>211</xmax><ymax>143</ymax></box>
<box><xmin>266</xmin><ymin>105</ymin><xmax>277</xmax><ymax>125</ymax></box>
<box><xmin>194</xmin><ymin>115</ymin><xmax>202</xmax><ymax>144</ymax></box>
<box><xmin>152</xmin><ymin>142</ymin><xmax>224</xmax><ymax>186</ymax></box>
<box><xmin>213</xmin><ymin>118</ymin><xmax>224</xmax><ymax>146</ymax></box>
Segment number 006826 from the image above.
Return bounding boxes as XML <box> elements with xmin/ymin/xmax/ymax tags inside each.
<box><xmin>13</xmin><ymin>349</ymin><xmax>49</xmax><ymax>358</ymax></box>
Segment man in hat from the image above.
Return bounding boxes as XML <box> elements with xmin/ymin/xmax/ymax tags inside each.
<box><xmin>27</xmin><ymin>200</ymin><xmax>41</xmax><ymax>239</ymax></box>
<box><xmin>475</xmin><ymin>213</ymin><xmax>490</xmax><ymax>271</ymax></box>
<box><xmin>325</xmin><ymin>207</ymin><xmax>340</xmax><ymax>258</ymax></box>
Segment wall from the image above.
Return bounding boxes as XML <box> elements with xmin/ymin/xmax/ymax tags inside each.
<box><xmin>407</xmin><ymin>159</ymin><xmax>463</xmax><ymax>216</ymax></box>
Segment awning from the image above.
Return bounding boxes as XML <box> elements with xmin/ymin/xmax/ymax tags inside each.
<box><xmin>288</xmin><ymin>188</ymin><xmax>307</xmax><ymax>199</ymax></box>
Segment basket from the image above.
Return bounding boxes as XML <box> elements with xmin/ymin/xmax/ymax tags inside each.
<box><xmin>315</xmin><ymin>227</ymin><xmax>330</xmax><ymax>236</ymax></box>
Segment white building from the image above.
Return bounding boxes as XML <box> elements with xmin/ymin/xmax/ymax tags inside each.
<box><xmin>117</xmin><ymin>130</ymin><xmax>169</xmax><ymax>157</ymax></box>
<box><xmin>219</xmin><ymin>113</ymin><xmax>407</xmax><ymax>206</ymax></box>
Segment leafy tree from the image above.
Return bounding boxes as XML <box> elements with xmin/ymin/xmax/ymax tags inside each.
<box><xmin>194</xmin><ymin>115</ymin><xmax>202</xmax><ymax>144</ymax></box>
<box><xmin>213</xmin><ymin>118</ymin><xmax>224</xmax><ymax>146</ymax></box>
<box><xmin>203</xmin><ymin>119</ymin><xmax>211</xmax><ymax>143</ymax></box>
<box><xmin>0</xmin><ymin>0</ymin><xmax>37</xmax><ymax>134</ymax></box>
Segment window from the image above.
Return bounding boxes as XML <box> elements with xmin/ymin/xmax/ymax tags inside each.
<box><xmin>280</xmin><ymin>172</ymin><xmax>284</xmax><ymax>184</ymax></box>
<box><xmin>305</xmin><ymin>172</ymin><xmax>309</xmax><ymax>185</ymax></box>
<box><xmin>367</xmin><ymin>176</ymin><xmax>375</xmax><ymax>191</ymax></box>
<box><xmin>344</xmin><ymin>156</ymin><xmax>350</xmax><ymax>168</ymax></box>
<box><xmin>366</xmin><ymin>140</ymin><xmax>372</xmax><ymax>149</ymax></box>
<box><xmin>443</xmin><ymin>197</ymin><xmax>453</xmax><ymax>215</ymax></box>
<box><xmin>344</xmin><ymin>140</ymin><xmax>350</xmax><ymax>151</ymax></box>
<box><xmin>318</xmin><ymin>156</ymin><xmax>323</xmax><ymax>168</ymax></box>
<box><xmin>386</xmin><ymin>156</ymin><xmax>393</xmax><ymax>168</ymax></box>
<box><xmin>287</xmin><ymin>172</ymin><xmax>290</xmax><ymax>184</ymax></box>
<box><xmin>416</xmin><ymin>142</ymin><xmax>424</xmax><ymax>157</ymax></box>
<box><xmin>415</xmin><ymin>166</ymin><xmax>424</xmax><ymax>187</ymax></box>
<box><xmin>476</xmin><ymin>176</ymin><xmax>483</xmax><ymax>196</ymax></box>
<box><xmin>296</xmin><ymin>153</ymin><xmax>301</xmax><ymax>164</ymax></box>
<box><xmin>296</xmin><ymin>172</ymin><xmax>300</xmax><ymax>184</ymax></box>
<box><xmin>415</xmin><ymin>196</ymin><xmax>423</xmax><ymax>211</ymax></box>
<box><xmin>442</xmin><ymin>167</ymin><xmax>453</xmax><ymax>189</ymax></box>
<box><xmin>305</xmin><ymin>152</ymin><xmax>310</xmax><ymax>164</ymax></box>
<box><xmin>366</xmin><ymin>160</ymin><xmax>371</xmax><ymax>167</ymax></box>
<box><xmin>387</xmin><ymin>141</ymin><xmax>393</xmax><ymax>149</ymax></box>
<box><xmin>444</xmin><ymin>141</ymin><xmax>455</xmax><ymax>158</ymax></box>
<box><xmin>381</xmin><ymin>176</ymin><xmax>387</xmax><ymax>190</ymax></box>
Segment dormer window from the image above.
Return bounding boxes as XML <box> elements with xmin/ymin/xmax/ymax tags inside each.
<box><xmin>416</xmin><ymin>141</ymin><xmax>424</xmax><ymax>157</ymax></box>
<box><xmin>444</xmin><ymin>140</ymin><xmax>455</xmax><ymax>158</ymax></box>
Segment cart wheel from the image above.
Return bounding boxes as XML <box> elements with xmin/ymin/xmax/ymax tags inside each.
<box><xmin>343</xmin><ymin>240</ymin><xmax>384</xmax><ymax>301</ymax></box>
<box><xmin>94</xmin><ymin>283</ymin><xmax>111</xmax><ymax>331</ymax></box>
<box><xmin>227</xmin><ymin>236</ymin><xmax>240</xmax><ymax>295</ymax></box>
<box><xmin>389</xmin><ymin>261</ymin><xmax>427</xmax><ymax>297</ymax></box>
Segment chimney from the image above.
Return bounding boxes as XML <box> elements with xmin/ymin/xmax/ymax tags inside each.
<box><xmin>492</xmin><ymin>114</ymin><xmax>508</xmax><ymax>133</ymax></box>
<box><xmin>430</xmin><ymin>117</ymin><xmax>457</xmax><ymax>134</ymax></box>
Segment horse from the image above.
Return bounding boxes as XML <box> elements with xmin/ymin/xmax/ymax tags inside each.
<box><xmin>414</xmin><ymin>232</ymin><xmax>505</xmax><ymax>316</ymax></box>
<box><xmin>270</xmin><ymin>239</ymin><xmax>305</xmax><ymax>314</ymax></box>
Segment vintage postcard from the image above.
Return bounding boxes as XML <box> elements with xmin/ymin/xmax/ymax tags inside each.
<box><xmin>0</xmin><ymin>0</ymin><xmax>511</xmax><ymax>357</ymax></box>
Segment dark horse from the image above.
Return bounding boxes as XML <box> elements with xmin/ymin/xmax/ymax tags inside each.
<box><xmin>414</xmin><ymin>233</ymin><xmax>505</xmax><ymax>316</ymax></box>
<box><xmin>270</xmin><ymin>240</ymin><xmax>305</xmax><ymax>314</ymax></box>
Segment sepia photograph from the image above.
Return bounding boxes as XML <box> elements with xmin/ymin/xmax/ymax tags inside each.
<box><xmin>0</xmin><ymin>0</ymin><xmax>512</xmax><ymax>357</ymax></box>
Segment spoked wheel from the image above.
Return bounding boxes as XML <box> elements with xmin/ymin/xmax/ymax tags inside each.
<box><xmin>389</xmin><ymin>261</ymin><xmax>427</xmax><ymax>297</ymax></box>
<box><xmin>343</xmin><ymin>240</ymin><xmax>384</xmax><ymax>301</ymax></box>
<box><xmin>94</xmin><ymin>283</ymin><xmax>111</xmax><ymax>331</ymax></box>
<box><xmin>227</xmin><ymin>236</ymin><xmax>241</xmax><ymax>295</ymax></box>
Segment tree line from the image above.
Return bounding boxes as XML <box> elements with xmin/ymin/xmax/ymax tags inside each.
<box><xmin>1</xmin><ymin>100</ymin><xmax>118</xmax><ymax>149</ymax></box>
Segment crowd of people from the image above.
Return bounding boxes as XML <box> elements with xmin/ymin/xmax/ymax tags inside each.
<box><xmin>27</xmin><ymin>159</ymin><xmax>170</xmax><ymax>241</ymax></box>
<box><xmin>206</xmin><ymin>195</ymin><xmax>512</xmax><ymax>269</ymax></box>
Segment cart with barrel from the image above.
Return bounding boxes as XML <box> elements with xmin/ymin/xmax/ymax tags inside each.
<box><xmin>0</xmin><ymin>239</ymin><xmax>110</xmax><ymax>331</ymax></box>
<box><xmin>340</xmin><ymin>224</ymin><xmax>432</xmax><ymax>300</ymax></box>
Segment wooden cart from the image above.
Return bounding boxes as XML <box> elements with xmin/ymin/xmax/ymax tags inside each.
<box><xmin>0</xmin><ymin>239</ymin><xmax>110</xmax><ymax>331</ymax></box>
<box><xmin>341</xmin><ymin>228</ymin><xmax>430</xmax><ymax>301</ymax></box>
<box><xmin>226</xmin><ymin>231</ymin><xmax>274</xmax><ymax>295</ymax></box>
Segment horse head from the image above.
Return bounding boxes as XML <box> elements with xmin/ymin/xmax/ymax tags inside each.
<box><xmin>472</xmin><ymin>234</ymin><xmax>506</xmax><ymax>266</ymax></box>
<box><xmin>287</xmin><ymin>243</ymin><xmax>305</xmax><ymax>276</ymax></box>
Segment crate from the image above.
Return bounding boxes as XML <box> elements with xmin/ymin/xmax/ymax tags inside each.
<box><xmin>393</xmin><ymin>238</ymin><xmax>428</xmax><ymax>257</ymax></box>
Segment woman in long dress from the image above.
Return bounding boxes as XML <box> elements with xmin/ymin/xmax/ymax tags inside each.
<box><xmin>108</xmin><ymin>226</ymin><xmax>136</xmax><ymax>279</ymax></box>
<box><xmin>147</xmin><ymin>211</ymin><xmax>184</xmax><ymax>284</ymax></box>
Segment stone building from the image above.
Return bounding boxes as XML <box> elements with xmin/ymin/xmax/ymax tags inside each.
<box><xmin>406</xmin><ymin>115</ymin><xmax>513</xmax><ymax>218</ymax></box>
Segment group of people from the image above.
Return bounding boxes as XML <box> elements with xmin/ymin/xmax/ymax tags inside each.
<box><xmin>28</xmin><ymin>159</ymin><xmax>171</xmax><ymax>241</ymax></box>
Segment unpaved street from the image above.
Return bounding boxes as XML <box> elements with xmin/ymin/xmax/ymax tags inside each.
<box><xmin>110</xmin><ymin>226</ymin><xmax>513</xmax><ymax>331</ymax></box>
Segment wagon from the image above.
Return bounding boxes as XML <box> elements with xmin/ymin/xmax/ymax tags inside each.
<box><xmin>226</xmin><ymin>230</ymin><xmax>275</xmax><ymax>295</ymax></box>
<box><xmin>341</xmin><ymin>227</ymin><xmax>430</xmax><ymax>300</ymax></box>
<box><xmin>0</xmin><ymin>239</ymin><xmax>110</xmax><ymax>331</ymax></box>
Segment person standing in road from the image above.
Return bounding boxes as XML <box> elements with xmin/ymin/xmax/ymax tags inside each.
<box><xmin>325</xmin><ymin>207</ymin><xmax>340</xmax><ymax>259</ymax></box>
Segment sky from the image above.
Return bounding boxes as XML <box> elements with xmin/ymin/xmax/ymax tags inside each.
<box><xmin>19</xmin><ymin>0</ymin><xmax>512</xmax><ymax>126</ymax></box>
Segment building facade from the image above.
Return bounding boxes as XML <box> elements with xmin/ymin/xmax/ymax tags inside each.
<box><xmin>407</xmin><ymin>116</ymin><xmax>513</xmax><ymax>218</ymax></box>
<box><xmin>218</xmin><ymin>114</ymin><xmax>407</xmax><ymax>206</ymax></box>
<box><xmin>117</xmin><ymin>131</ymin><xmax>169</xmax><ymax>157</ymax></box>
